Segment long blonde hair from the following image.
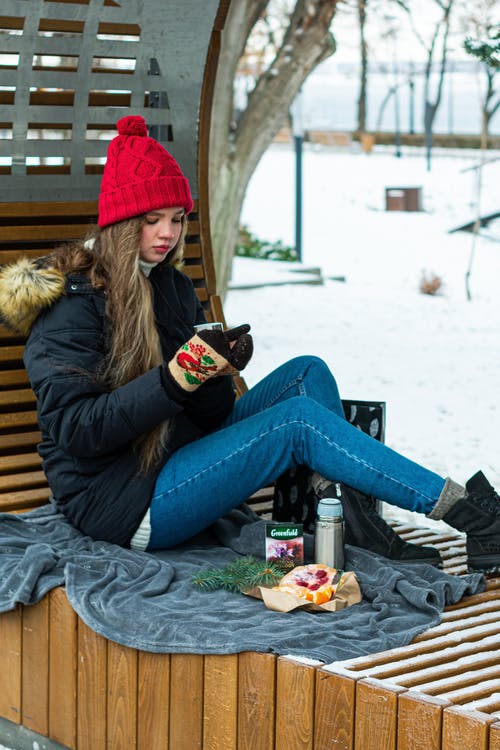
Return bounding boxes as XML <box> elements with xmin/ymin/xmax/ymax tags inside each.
<box><xmin>51</xmin><ymin>214</ymin><xmax>187</xmax><ymax>472</ymax></box>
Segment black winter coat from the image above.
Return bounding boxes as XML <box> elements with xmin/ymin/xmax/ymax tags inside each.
<box><xmin>22</xmin><ymin>262</ymin><xmax>235</xmax><ymax>546</ymax></box>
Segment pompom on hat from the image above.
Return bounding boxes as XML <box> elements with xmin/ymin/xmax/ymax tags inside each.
<box><xmin>97</xmin><ymin>115</ymin><xmax>193</xmax><ymax>227</ymax></box>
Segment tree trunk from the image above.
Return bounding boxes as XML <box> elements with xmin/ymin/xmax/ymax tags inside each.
<box><xmin>209</xmin><ymin>0</ymin><xmax>339</xmax><ymax>297</ymax></box>
<box><xmin>465</xmin><ymin>100</ymin><xmax>489</xmax><ymax>301</ymax></box>
<box><xmin>356</xmin><ymin>0</ymin><xmax>368</xmax><ymax>134</ymax></box>
<box><xmin>401</xmin><ymin>0</ymin><xmax>454</xmax><ymax>171</ymax></box>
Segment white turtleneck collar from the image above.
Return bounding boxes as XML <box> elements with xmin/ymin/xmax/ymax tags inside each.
<box><xmin>138</xmin><ymin>259</ymin><xmax>159</xmax><ymax>278</ymax></box>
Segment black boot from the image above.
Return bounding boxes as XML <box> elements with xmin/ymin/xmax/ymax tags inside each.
<box><xmin>318</xmin><ymin>481</ymin><xmax>443</xmax><ymax>567</ymax></box>
<box><xmin>442</xmin><ymin>471</ymin><xmax>500</xmax><ymax>574</ymax></box>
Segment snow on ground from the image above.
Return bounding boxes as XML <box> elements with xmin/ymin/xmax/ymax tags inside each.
<box><xmin>225</xmin><ymin>142</ymin><xmax>500</xmax><ymax>526</ymax></box>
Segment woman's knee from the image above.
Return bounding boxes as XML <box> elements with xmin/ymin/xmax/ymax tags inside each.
<box><xmin>292</xmin><ymin>354</ymin><xmax>339</xmax><ymax>390</ymax></box>
<box><xmin>285</xmin><ymin>354</ymin><xmax>332</xmax><ymax>377</ymax></box>
<box><xmin>273</xmin><ymin>394</ymin><xmax>325</xmax><ymax>422</ymax></box>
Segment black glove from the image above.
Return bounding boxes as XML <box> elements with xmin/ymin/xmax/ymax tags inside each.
<box><xmin>198</xmin><ymin>324</ymin><xmax>253</xmax><ymax>373</ymax></box>
<box><xmin>167</xmin><ymin>324</ymin><xmax>253</xmax><ymax>392</ymax></box>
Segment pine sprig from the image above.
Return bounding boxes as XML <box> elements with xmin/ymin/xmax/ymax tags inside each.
<box><xmin>192</xmin><ymin>556</ymin><xmax>284</xmax><ymax>593</ymax></box>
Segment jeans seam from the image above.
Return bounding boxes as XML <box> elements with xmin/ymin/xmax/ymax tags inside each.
<box><xmin>153</xmin><ymin>417</ymin><xmax>434</xmax><ymax>505</ymax></box>
<box><xmin>261</xmin><ymin>376</ymin><xmax>306</xmax><ymax>410</ymax></box>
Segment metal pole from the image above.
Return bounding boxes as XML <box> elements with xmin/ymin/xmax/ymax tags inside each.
<box><xmin>294</xmin><ymin>134</ymin><xmax>303</xmax><ymax>262</ymax></box>
<box><xmin>393</xmin><ymin>57</ymin><xmax>401</xmax><ymax>158</ymax></box>
<box><xmin>448</xmin><ymin>60</ymin><xmax>454</xmax><ymax>134</ymax></box>
<box><xmin>394</xmin><ymin>82</ymin><xmax>401</xmax><ymax>158</ymax></box>
<box><xmin>409</xmin><ymin>66</ymin><xmax>415</xmax><ymax>135</ymax></box>
<box><xmin>291</xmin><ymin>91</ymin><xmax>304</xmax><ymax>262</ymax></box>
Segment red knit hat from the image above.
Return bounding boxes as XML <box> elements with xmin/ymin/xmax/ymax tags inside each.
<box><xmin>97</xmin><ymin>115</ymin><xmax>193</xmax><ymax>227</ymax></box>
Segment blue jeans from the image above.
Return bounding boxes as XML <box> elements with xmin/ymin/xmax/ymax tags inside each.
<box><xmin>148</xmin><ymin>356</ymin><xmax>445</xmax><ymax>549</ymax></box>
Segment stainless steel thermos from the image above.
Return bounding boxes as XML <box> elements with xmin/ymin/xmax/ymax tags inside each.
<box><xmin>314</xmin><ymin>490</ymin><xmax>344</xmax><ymax>569</ymax></box>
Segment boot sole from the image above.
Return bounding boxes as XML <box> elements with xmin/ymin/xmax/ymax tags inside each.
<box><xmin>468</xmin><ymin>557</ymin><xmax>500</xmax><ymax>575</ymax></box>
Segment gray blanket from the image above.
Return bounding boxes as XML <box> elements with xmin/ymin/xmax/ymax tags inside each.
<box><xmin>0</xmin><ymin>504</ymin><xmax>485</xmax><ymax>663</ymax></box>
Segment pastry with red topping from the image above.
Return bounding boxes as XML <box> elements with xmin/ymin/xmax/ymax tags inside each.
<box><xmin>274</xmin><ymin>563</ymin><xmax>343</xmax><ymax>605</ymax></box>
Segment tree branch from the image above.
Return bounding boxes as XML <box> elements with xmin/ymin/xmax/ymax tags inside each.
<box><xmin>232</xmin><ymin>0</ymin><xmax>338</xmax><ymax>187</ymax></box>
<box><xmin>432</xmin><ymin>2</ymin><xmax>454</xmax><ymax>110</ymax></box>
<box><xmin>210</xmin><ymin>0</ymin><xmax>270</xmax><ymax>184</ymax></box>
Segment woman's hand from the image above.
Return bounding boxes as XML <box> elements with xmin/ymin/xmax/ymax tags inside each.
<box><xmin>167</xmin><ymin>324</ymin><xmax>253</xmax><ymax>392</ymax></box>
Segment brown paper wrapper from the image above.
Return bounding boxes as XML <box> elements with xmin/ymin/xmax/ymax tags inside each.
<box><xmin>245</xmin><ymin>571</ymin><xmax>362</xmax><ymax>613</ymax></box>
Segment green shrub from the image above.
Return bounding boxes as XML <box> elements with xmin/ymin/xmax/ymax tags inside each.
<box><xmin>236</xmin><ymin>225</ymin><xmax>298</xmax><ymax>262</ymax></box>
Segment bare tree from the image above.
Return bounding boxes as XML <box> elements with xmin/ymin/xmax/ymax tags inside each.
<box><xmin>459</xmin><ymin>0</ymin><xmax>499</xmax><ymax>137</ymax></box>
<box><xmin>209</xmin><ymin>1</ymin><xmax>339</xmax><ymax>296</ymax></box>
<box><xmin>461</xmin><ymin>6</ymin><xmax>500</xmax><ymax>300</ymax></box>
<box><xmin>338</xmin><ymin>0</ymin><xmax>410</xmax><ymax>144</ymax></box>
<box><xmin>396</xmin><ymin>0</ymin><xmax>455</xmax><ymax>169</ymax></box>
<box><xmin>356</xmin><ymin>0</ymin><xmax>369</xmax><ymax>134</ymax></box>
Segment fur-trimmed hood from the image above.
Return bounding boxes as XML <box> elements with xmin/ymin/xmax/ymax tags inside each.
<box><xmin>0</xmin><ymin>256</ymin><xmax>66</xmax><ymax>335</ymax></box>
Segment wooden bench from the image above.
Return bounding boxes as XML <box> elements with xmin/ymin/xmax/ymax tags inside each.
<box><xmin>2</xmin><ymin>1</ymin><xmax>500</xmax><ymax>749</ymax></box>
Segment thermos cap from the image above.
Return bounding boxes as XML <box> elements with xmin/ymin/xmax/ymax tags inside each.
<box><xmin>317</xmin><ymin>497</ymin><xmax>343</xmax><ymax>518</ymax></box>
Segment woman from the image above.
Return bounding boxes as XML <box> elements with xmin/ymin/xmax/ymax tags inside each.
<box><xmin>1</xmin><ymin>115</ymin><xmax>498</xmax><ymax>573</ymax></box>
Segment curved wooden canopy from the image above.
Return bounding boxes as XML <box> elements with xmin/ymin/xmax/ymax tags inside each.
<box><xmin>0</xmin><ymin>0</ymin><xmax>229</xmax><ymax>202</ymax></box>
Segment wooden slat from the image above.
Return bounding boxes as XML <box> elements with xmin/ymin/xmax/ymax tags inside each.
<box><xmin>0</xmin><ymin>201</ymin><xmax>97</xmax><ymax>218</ymax></box>
<box><xmin>195</xmin><ymin>287</ymin><xmax>208</xmax><ymax>302</ymax></box>
<box><xmin>0</xmin><ymin>224</ymin><xmax>91</xmax><ymax>242</ymax></box>
<box><xmin>0</xmin><ymin>431</ymin><xmax>41</xmax><ymax>451</ymax></box>
<box><xmin>238</xmin><ymin>652</ymin><xmax>276</xmax><ymax>750</ymax></box>
<box><xmin>48</xmin><ymin>587</ymin><xmax>77</xmax><ymax>749</ymax></box>
<box><xmin>183</xmin><ymin>243</ymin><xmax>202</xmax><ymax>259</ymax></box>
<box><xmin>0</xmin><ymin>16</ymin><xmax>24</xmax><ymax>30</ymax></box>
<box><xmin>0</xmin><ymin>369</ymin><xmax>30</xmax><ymax>386</ymax></box>
<box><xmin>0</xmin><ymin>345</ymin><xmax>24</xmax><ymax>362</ymax></box>
<box><xmin>314</xmin><ymin>670</ymin><xmax>357</xmax><ymax>750</ymax></box>
<box><xmin>275</xmin><ymin>657</ymin><xmax>316</xmax><ymax>750</ymax></box>
<box><xmin>397</xmin><ymin>692</ymin><xmax>450</xmax><ymax>750</ymax></box>
<box><xmin>27</xmin><ymin>166</ymin><xmax>72</xmax><ymax>176</ymax></box>
<box><xmin>186</xmin><ymin>219</ymin><xmax>200</xmax><ymax>235</ymax></box>
<box><xmin>445</xmin><ymin>588</ymin><xmax>500</xmax><ymax>611</ymax></box>
<box><xmin>0</xmin><ymin>607</ymin><xmax>22</xmax><ymax>725</ymax></box>
<box><xmin>38</xmin><ymin>18</ymin><xmax>85</xmax><ymax>34</ymax></box>
<box><xmin>442</xmin><ymin>705</ymin><xmax>494</xmax><ymax>750</ymax></box>
<box><xmin>354</xmin><ymin>680</ymin><xmax>406</xmax><ymax>750</ymax></box>
<box><xmin>183</xmin><ymin>264</ymin><xmax>205</xmax><ymax>280</ymax></box>
<box><xmin>490</xmin><ymin>722</ymin><xmax>500</xmax><ymax>749</ymax></box>
<box><xmin>0</xmin><ymin>470</ymin><xmax>47</xmax><ymax>491</ymax></box>
<box><xmin>22</xmin><ymin>596</ymin><xmax>49</xmax><ymax>735</ymax></box>
<box><xmin>204</xmin><ymin>654</ymin><xmax>238</xmax><ymax>750</ymax></box>
<box><xmin>0</xmin><ymin>411</ymin><xmax>40</xmax><ymax>428</ymax></box>
<box><xmin>98</xmin><ymin>22</ymin><xmax>141</xmax><ymax>36</ymax></box>
<box><xmin>77</xmin><ymin>619</ymin><xmax>108</xmax><ymax>750</ymax></box>
<box><xmin>0</xmin><ymin>487</ymin><xmax>51</xmax><ymax>512</ymax></box>
<box><xmin>0</xmin><ymin>251</ymin><xmax>50</xmax><ymax>267</ymax></box>
<box><xmin>169</xmin><ymin>654</ymin><xmax>204</xmax><ymax>750</ymax></box>
<box><xmin>0</xmin><ymin>452</ymin><xmax>42</xmax><ymax>472</ymax></box>
<box><xmin>29</xmin><ymin>91</ymin><xmax>75</xmax><ymax>107</ymax></box>
<box><xmin>88</xmin><ymin>92</ymin><xmax>132</xmax><ymax>107</ymax></box>
<box><xmin>107</xmin><ymin>641</ymin><xmax>138</xmax><ymax>750</ymax></box>
<box><xmin>0</xmin><ymin>388</ymin><xmax>36</xmax><ymax>407</ymax></box>
<box><xmin>137</xmin><ymin>651</ymin><xmax>170</xmax><ymax>750</ymax></box>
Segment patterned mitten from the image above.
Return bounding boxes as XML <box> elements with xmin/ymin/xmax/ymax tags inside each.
<box><xmin>167</xmin><ymin>324</ymin><xmax>253</xmax><ymax>392</ymax></box>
